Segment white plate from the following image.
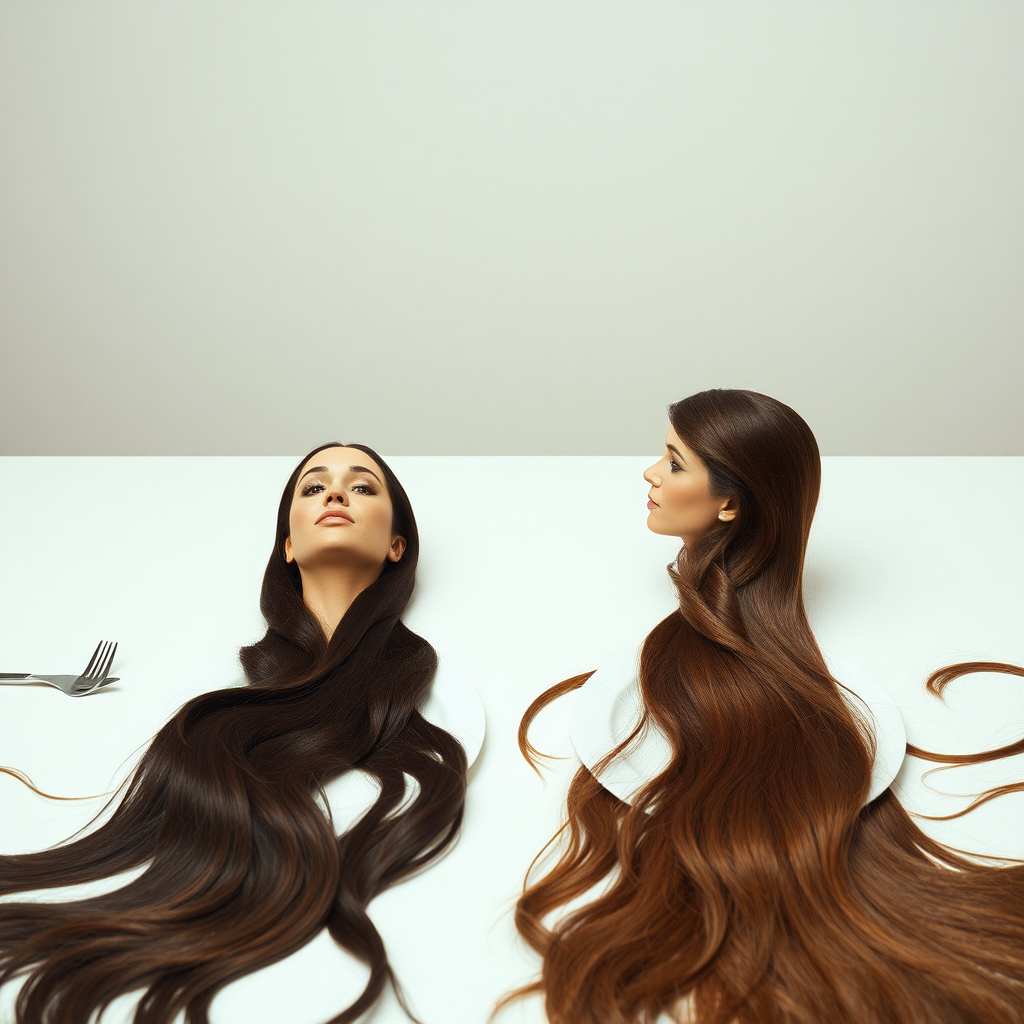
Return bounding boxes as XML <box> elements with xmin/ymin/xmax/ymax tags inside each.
<box><xmin>421</xmin><ymin>656</ymin><xmax>486</xmax><ymax>769</ymax></box>
<box><xmin>570</xmin><ymin>647</ymin><xmax>905</xmax><ymax>807</ymax></box>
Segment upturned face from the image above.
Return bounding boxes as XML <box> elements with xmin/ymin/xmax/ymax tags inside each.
<box><xmin>284</xmin><ymin>447</ymin><xmax>405</xmax><ymax>572</ymax></box>
<box><xmin>643</xmin><ymin>425</ymin><xmax>736</xmax><ymax>546</ymax></box>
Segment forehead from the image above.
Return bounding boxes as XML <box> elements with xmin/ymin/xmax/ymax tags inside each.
<box><xmin>664</xmin><ymin>426</ymin><xmax>706</xmax><ymax>466</ymax></box>
<box><xmin>296</xmin><ymin>447</ymin><xmax>387</xmax><ymax>482</ymax></box>
<box><xmin>665</xmin><ymin>425</ymin><xmax>690</xmax><ymax>450</ymax></box>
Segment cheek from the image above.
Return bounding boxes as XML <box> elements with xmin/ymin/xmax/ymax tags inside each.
<box><xmin>365</xmin><ymin>504</ymin><xmax>395</xmax><ymax>542</ymax></box>
<box><xmin>665</xmin><ymin>476</ymin><xmax>701</xmax><ymax>510</ymax></box>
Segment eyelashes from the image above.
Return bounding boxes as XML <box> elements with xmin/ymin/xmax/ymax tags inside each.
<box><xmin>300</xmin><ymin>482</ymin><xmax>377</xmax><ymax>497</ymax></box>
<box><xmin>669</xmin><ymin>460</ymin><xmax>683</xmax><ymax>472</ymax></box>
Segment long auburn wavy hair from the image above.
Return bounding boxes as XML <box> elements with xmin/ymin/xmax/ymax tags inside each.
<box><xmin>0</xmin><ymin>443</ymin><xmax>468</xmax><ymax>1024</ymax></box>
<box><xmin>511</xmin><ymin>390</ymin><xmax>1024</xmax><ymax>1024</ymax></box>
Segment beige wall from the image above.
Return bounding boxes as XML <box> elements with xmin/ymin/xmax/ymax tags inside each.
<box><xmin>1</xmin><ymin>1</ymin><xmax>1021</xmax><ymax>455</ymax></box>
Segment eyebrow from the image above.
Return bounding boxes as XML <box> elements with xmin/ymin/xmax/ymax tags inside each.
<box><xmin>666</xmin><ymin>444</ymin><xmax>687</xmax><ymax>463</ymax></box>
<box><xmin>297</xmin><ymin>464</ymin><xmax>383</xmax><ymax>485</ymax></box>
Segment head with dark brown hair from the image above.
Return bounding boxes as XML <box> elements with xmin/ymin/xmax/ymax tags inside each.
<box><xmin>511</xmin><ymin>389</ymin><xmax>1024</xmax><ymax>1024</ymax></box>
<box><xmin>0</xmin><ymin>442</ymin><xmax>468</xmax><ymax>1024</ymax></box>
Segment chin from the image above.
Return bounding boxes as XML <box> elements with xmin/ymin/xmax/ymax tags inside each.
<box><xmin>645</xmin><ymin>514</ymin><xmax>672</xmax><ymax>537</ymax></box>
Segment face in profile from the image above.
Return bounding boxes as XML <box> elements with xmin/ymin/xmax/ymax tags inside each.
<box><xmin>643</xmin><ymin>425</ymin><xmax>736</xmax><ymax>546</ymax></box>
<box><xmin>284</xmin><ymin>446</ymin><xmax>406</xmax><ymax>572</ymax></box>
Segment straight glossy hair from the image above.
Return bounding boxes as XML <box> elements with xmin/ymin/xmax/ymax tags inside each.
<box><xmin>511</xmin><ymin>390</ymin><xmax>1024</xmax><ymax>1024</ymax></box>
<box><xmin>0</xmin><ymin>443</ymin><xmax>467</xmax><ymax>1024</ymax></box>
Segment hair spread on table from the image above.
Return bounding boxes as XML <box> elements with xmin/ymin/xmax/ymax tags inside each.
<box><xmin>508</xmin><ymin>390</ymin><xmax>1024</xmax><ymax>1024</ymax></box>
<box><xmin>0</xmin><ymin>443</ymin><xmax>467</xmax><ymax>1024</ymax></box>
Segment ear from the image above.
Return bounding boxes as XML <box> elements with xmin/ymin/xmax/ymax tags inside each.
<box><xmin>284</xmin><ymin>537</ymin><xmax>295</xmax><ymax>563</ymax></box>
<box><xmin>388</xmin><ymin>535</ymin><xmax>407</xmax><ymax>563</ymax></box>
<box><xmin>718</xmin><ymin>499</ymin><xmax>739</xmax><ymax>523</ymax></box>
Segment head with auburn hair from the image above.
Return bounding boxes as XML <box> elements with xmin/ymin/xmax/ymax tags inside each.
<box><xmin>511</xmin><ymin>388</ymin><xmax>1024</xmax><ymax>1024</ymax></box>
<box><xmin>665</xmin><ymin>389</ymin><xmax>819</xmax><ymax>567</ymax></box>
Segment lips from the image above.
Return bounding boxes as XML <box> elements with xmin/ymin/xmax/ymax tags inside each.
<box><xmin>315</xmin><ymin>510</ymin><xmax>354</xmax><ymax>525</ymax></box>
<box><xmin>647</xmin><ymin>496</ymin><xmax>659</xmax><ymax>510</ymax></box>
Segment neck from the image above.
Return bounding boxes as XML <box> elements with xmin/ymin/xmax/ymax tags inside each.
<box><xmin>297</xmin><ymin>564</ymin><xmax>383</xmax><ymax>640</ymax></box>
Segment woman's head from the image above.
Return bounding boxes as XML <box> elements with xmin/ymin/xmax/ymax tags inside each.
<box><xmin>276</xmin><ymin>442</ymin><xmax>416</xmax><ymax>578</ymax></box>
<box><xmin>643</xmin><ymin>424</ymin><xmax>737</xmax><ymax>547</ymax></box>
<box><xmin>644</xmin><ymin>389</ymin><xmax>821</xmax><ymax>589</ymax></box>
<box><xmin>284</xmin><ymin>445</ymin><xmax>407</xmax><ymax>574</ymax></box>
<box><xmin>253</xmin><ymin>442</ymin><xmax>421</xmax><ymax>663</ymax></box>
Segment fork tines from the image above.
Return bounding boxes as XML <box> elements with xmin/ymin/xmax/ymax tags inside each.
<box><xmin>75</xmin><ymin>640</ymin><xmax>118</xmax><ymax>691</ymax></box>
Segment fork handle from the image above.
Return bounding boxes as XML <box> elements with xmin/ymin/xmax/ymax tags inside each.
<box><xmin>0</xmin><ymin>673</ymin><xmax>32</xmax><ymax>679</ymax></box>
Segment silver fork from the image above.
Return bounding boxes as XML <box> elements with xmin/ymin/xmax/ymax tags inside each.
<box><xmin>0</xmin><ymin>641</ymin><xmax>119</xmax><ymax>697</ymax></box>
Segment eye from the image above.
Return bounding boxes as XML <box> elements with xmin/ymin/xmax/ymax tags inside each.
<box><xmin>300</xmin><ymin>482</ymin><xmax>325</xmax><ymax>496</ymax></box>
<box><xmin>351</xmin><ymin>483</ymin><xmax>377</xmax><ymax>495</ymax></box>
<box><xmin>669</xmin><ymin>459</ymin><xmax>683</xmax><ymax>473</ymax></box>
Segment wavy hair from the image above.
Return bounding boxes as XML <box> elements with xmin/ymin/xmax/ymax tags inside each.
<box><xmin>0</xmin><ymin>443</ymin><xmax>467</xmax><ymax>1024</ymax></box>
<box><xmin>511</xmin><ymin>390</ymin><xmax>1024</xmax><ymax>1024</ymax></box>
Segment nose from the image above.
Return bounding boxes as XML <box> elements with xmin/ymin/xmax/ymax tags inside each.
<box><xmin>325</xmin><ymin>488</ymin><xmax>349</xmax><ymax>505</ymax></box>
<box><xmin>644</xmin><ymin>465</ymin><xmax>660</xmax><ymax>486</ymax></box>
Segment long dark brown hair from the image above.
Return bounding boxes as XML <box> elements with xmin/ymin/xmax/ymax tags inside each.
<box><xmin>511</xmin><ymin>390</ymin><xmax>1024</xmax><ymax>1024</ymax></box>
<box><xmin>0</xmin><ymin>443</ymin><xmax>468</xmax><ymax>1024</ymax></box>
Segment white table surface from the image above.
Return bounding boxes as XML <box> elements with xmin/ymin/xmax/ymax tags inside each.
<box><xmin>1</xmin><ymin>455</ymin><xmax>1022</xmax><ymax>1024</ymax></box>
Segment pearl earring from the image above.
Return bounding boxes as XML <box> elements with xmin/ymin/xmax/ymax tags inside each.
<box><xmin>718</xmin><ymin>512</ymin><xmax>728</xmax><ymax>521</ymax></box>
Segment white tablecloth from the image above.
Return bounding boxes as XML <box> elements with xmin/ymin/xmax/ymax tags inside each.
<box><xmin>2</xmin><ymin>455</ymin><xmax>1022</xmax><ymax>1024</ymax></box>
